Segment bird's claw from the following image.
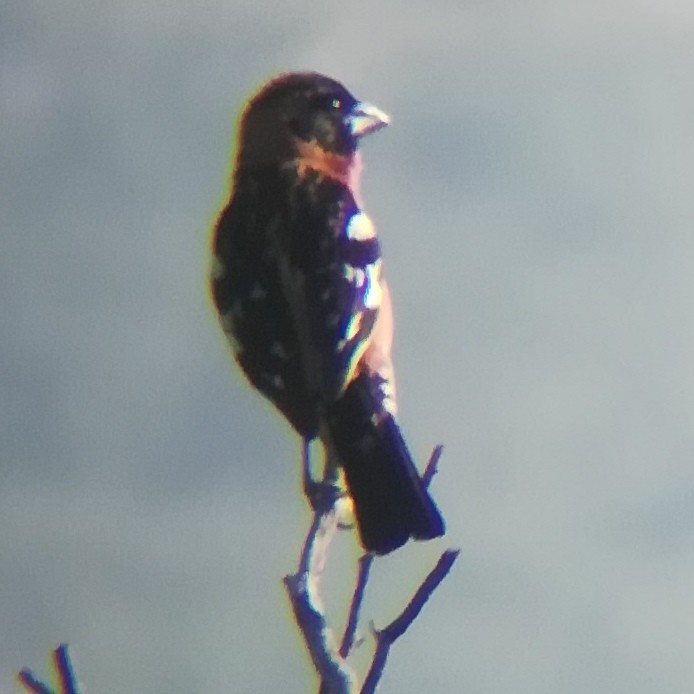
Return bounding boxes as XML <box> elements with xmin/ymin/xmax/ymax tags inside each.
<box><xmin>304</xmin><ymin>479</ymin><xmax>345</xmax><ymax>515</ymax></box>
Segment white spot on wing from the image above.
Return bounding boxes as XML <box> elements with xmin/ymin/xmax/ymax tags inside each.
<box><xmin>337</xmin><ymin>314</ymin><xmax>363</xmax><ymax>352</ymax></box>
<box><xmin>209</xmin><ymin>254</ymin><xmax>226</xmax><ymax>280</ymax></box>
<box><xmin>363</xmin><ymin>260</ymin><xmax>383</xmax><ymax>310</ymax></box>
<box><xmin>344</xmin><ymin>314</ymin><xmax>362</xmax><ymax>342</ymax></box>
<box><xmin>378</xmin><ymin>378</ymin><xmax>397</xmax><ymax>416</ymax></box>
<box><xmin>219</xmin><ymin>311</ymin><xmax>242</xmax><ymax>354</ymax></box>
<box><xmin>346</xmin><ymin>212</ymin><xmax>377</xmax><ymax>241</ymax></box>
<box><xmin>270</xmin><ymin>341</ymin><xmax>290</xmax><ymax>360</ymax></box>
<box><xmin>343</xmin><ymin>265</ymin><xmax>365</xmax><ymax>288</ymax></box>
<box><xmin>261</xmin><ymin>372</ymin><xmax>284</xmax><ymax>391</ymax></box>
<box><xmin>249</xmin><ymin>283</ymin><xmax>268</xmax><ymax>300</ymax></box>
<box><xmin>219</xmin><ymin>298</ymin><xmax>246</xmax><ymax>354</ymax></box>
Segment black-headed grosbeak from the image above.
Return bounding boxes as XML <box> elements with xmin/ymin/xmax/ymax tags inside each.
<box><xmin>211</xmin><ymin>72</ymin><xmax>444</xmax><ymax>554</ymax></box>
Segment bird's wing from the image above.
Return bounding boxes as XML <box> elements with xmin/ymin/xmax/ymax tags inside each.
<box><xmin>212</xmin><ymin>182</ymin><xmax>321</xmax><ymax>437</ymax></box>
<box><xmin>275</xmin><ymin>186</ymin><xmax>385</xmax><ymax>406</ymax></box>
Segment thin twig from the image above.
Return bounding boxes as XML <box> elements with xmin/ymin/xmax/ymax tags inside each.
<box><xmin>339</xmin><ymin>553</ymin><xmax>374</xmax><ymax>658</ymax></box>
<box><xmin>285</xmin><ymin>442</ymin><xmax>357</xmax><ymax>692</ymax></box>
<box><xmin>360</xmin><ymin>549</ymin><xmax>460</xmax><ymax>694</ymax></box>
<box><xmin>17</xmin><ymin>644</ymin><xmax>81</xmax><ymax>694</ymax></box>
<box><xmin>284</xmin><ymin>505</ymin><xmax>354</xmax><ymax>693</ymax></box>
<box><xmin>422</xmin><ymin>444</ymin><xmax>444</xmax><ymax>488</ymax></box>
<box><xmin>338</xmin><ymin>445</ymin><xmax>444</xmax><ymax>662</ymax></box>
<box><xmin>288</xmin><ymin>441</ymin><xmax>457</xmax><ymax>693</ymax></box>
<box><xmin>302</xmin><ymin>438</ymin><xmax>313</xmax><ymax>499</ymax></box>
<box><xmin>54</xmin><ymin>643</ymin><xmax>79</xmax><ymax>694</ymax></box>
<box><xmin>16</xmin><ymin>672</ymin><xmax>54</xmax><ymax>694</ymax></box>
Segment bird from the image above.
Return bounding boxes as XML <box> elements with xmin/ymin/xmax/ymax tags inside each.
<box><xmin>210</xmin><ymin>71</ymin><xmax>444</xmax><ymax>554</ymax></box>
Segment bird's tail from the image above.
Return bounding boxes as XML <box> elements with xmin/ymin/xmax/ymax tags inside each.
<box><xmin>324</xmin><ymin>370</ymin><xmax>445</xmax><ymax>554</ymax></box>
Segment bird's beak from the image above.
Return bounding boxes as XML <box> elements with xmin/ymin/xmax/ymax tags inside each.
<box><xmin>348</xmin><ymin>101</ymin><xmax>391</xmax><ymax>138</ymax></box>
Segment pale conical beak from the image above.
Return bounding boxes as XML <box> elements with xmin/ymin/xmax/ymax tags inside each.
<box><xmin>348</xmin><ymin>101</ymin><xmax>391</xmax><ymax>138</ymax></box>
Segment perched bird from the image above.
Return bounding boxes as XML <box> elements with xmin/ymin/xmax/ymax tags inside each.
<box><xmin>211</xmin><ymin>72</ymin><xmax>444</xmax><ymax>554</ymax></box>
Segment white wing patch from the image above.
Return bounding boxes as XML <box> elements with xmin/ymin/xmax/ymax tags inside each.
<box><xmin>363</xmin><ymin>259</ymin><xmax>383</xmax><ymax>310</ymax></box>
<box><xmin>337</xmin><ymin>313</ymin><xmax>363</xmax><ymax>353</ymax></box>
<box><xmin>338</xmin><ymin>258</ymin><xmax>383</xmax><ymax>356</ymax></box>
<box><xmin>328</xmin><ymin>210</ymin><xmax>387</xmax><ymax>394</ymax></box>
<box><xmin>362</xmin><ymin>279</ymin><xmax>397</xmax><ymax>417</ymax></box>
<box><xmin>342</xmin><ymin>259</ymin><xmax>382</xmax><ymax>311</ymax></box>
<box><xmin>346</xmin><ymin>211</ymin><xmax>377</xmax><ymax>241</ymax></box>
<box><xmin>342</xmin><ymin>264</ymin><xmax>365</xmax><ymax>288</ymax></box>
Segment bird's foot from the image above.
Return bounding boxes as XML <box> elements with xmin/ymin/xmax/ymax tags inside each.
<box><xmin>304</xmin><ymin>479</ymin><xmax>345</xmax><ymax>515</ymax></box>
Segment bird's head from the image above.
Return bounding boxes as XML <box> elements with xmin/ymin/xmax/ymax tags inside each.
<box><xmin>236</xmin><ymin>72</ymin><xmax>390</xmax><ymax>179</ymax></box>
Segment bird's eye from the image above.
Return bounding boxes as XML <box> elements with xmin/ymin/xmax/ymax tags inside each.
<box><xmin>308</xmin><ymin>93</ymin><xmax>346</xmax><ymax>112</ymax></box>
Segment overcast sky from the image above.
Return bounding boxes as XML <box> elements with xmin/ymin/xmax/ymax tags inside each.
<box><xmin>3</xmin><ymin>1</ymin><xmax>694</xmax><ymax>692</ymax></box>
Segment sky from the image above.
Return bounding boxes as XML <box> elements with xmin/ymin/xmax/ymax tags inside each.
<box><xmin>2</xmin><ymin>1</ymin><xmax>694</xmax><ymax>691</ymax></box>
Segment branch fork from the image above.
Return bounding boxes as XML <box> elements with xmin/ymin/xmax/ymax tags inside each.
<box><xmin>284</xmin><ymin>444</ymin><xmax>459</xmax><ymax>693</ymax></box>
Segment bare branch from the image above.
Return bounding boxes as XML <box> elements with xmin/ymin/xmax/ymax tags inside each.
<box><xmin>54</xmin><ymin>644</ymin><xmax>80</xmax><ymax>694</ymax></box>
<box><xmin>339</xmin><ymin>553</ymin><xmax>374</xmax><ymax>659</ymax></box>
<box><xmin>422</xmin><ymin>445</ymin><xmax>444</xmax><ymax>488</ymax></box>
<box><xmin>360</xmin><ymin>549</ymin><xmax>460</xmax><ymax>694</ymax></box>
<box><xmin>285</xmin><ymin>442</ymin><xmax>357</xmax><ymax>692</ymax></box>
<box><xmin>16</xmin><ymin>672</ymin><xmax>54</xmax><ymax>694</ymax></box>
<box><xmin>17</xmin><ymin>644</ymin><xmax>81</xmax><ymax>694</ymax></box>
<box><xmin>288</xmin><ymin>441</ymin><xmax>458</xmax><ymax>692</ymax></box>
<box><xmin>285</xmin><ymin>505</ymin><xmax>355</xmax><ymax>693</ymax></box>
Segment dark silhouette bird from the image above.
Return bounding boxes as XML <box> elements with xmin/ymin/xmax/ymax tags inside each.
<box><xmin>211</xmin><ymin>72</ymin><xmax>444</xmax><ymax>554</ymax></box>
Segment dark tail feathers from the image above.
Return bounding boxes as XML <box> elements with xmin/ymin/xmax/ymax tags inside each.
<box><xmin>325</xmin><ymin>371</ymin><xmax>445</xmax><ymax>554</ymax></box>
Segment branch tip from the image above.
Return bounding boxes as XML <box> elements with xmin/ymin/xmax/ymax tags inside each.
<box><xmin>422</xmin><ymin>444</ymin><xmax>444</xmax><ymax>487</ymax></box>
